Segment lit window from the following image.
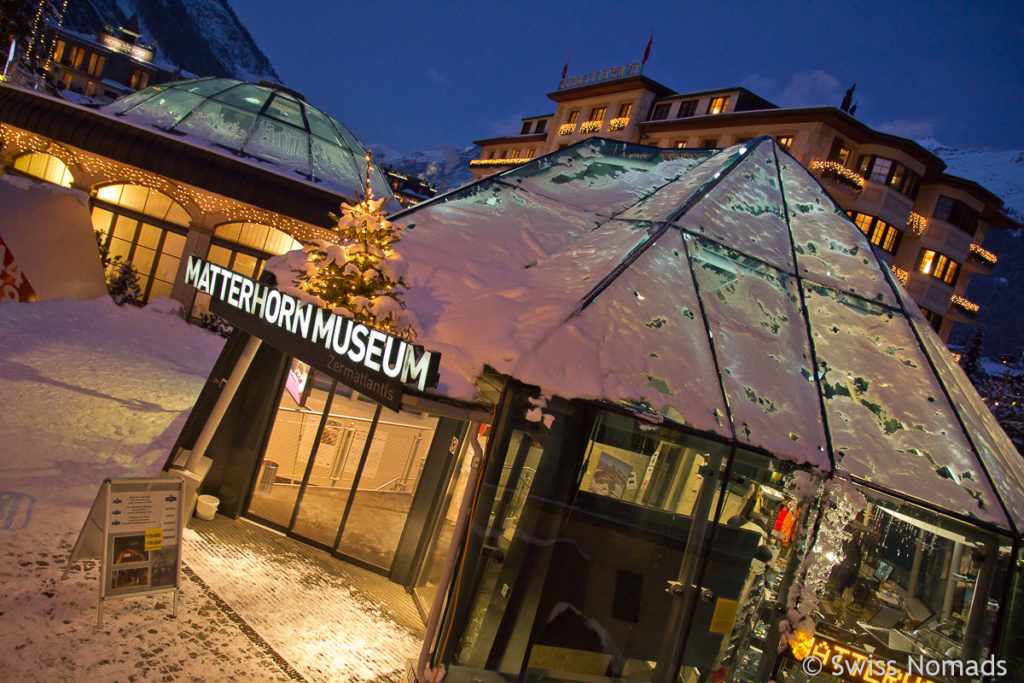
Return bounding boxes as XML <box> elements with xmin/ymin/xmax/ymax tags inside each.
<box><xmin>566</xmin><ymin>110</ymin><xmax>579</xmax><ymax>125</ymax></box>
<box><xmin>129</xmin><ymin>69</ymin><xmax>150</xmax><ymax>90</ymax></box>
<box><xmin>86</xmin><ymin>53</ymin><xmax>106</xmax><ymax>77</ymax></box>
<box><xmin>511</xmin><ymin>149</ymin><xmax>520</xmax><ymax>159</ymax></box>
<box><xmin>12</xmin><ymin>152</ymin><xmax>74</xmax><ymax>187</ymax></box>
<box><xmin>94</xmin><ymin>184</ymin><xmax>191</xmax><ymax>226</ymax></box>
<box><xmin>617</xmin><ymin>102</ymin><xmax>632</xmax><ymax>118</ymax></box>
<box><xmin>850</xmin><ymin>212</ymin><xmax>901</xmax><ymax>254</ymax></box>
<box><xmin>524</xmin><ymin>149</ymin><xmax>534</xmax><ymax>159</ymax></box>
<box><xmin>52</xmin><ymin>40</ymin><xmax>66</xmax><ymax>63</ymax></box>
<box><xmin>916</xmin><ymin>249</ymin><xmax>960</xmax><ymax>284</ymax></box>
<box><xmin>707</xmin><ymin>96</ymin><xmax>730</xmax><ymax>115</ymax></box>
<box><xmin>674</xmin><ymin>140</ymin><xmax>687</xmax><ymax>148</ymax></box>
<box><xmin>775</xmin><ymin>135</ymin><xmax>794</xmax><ymax>149</ymax></box>
<box><xmin>67</xmin><ymin>45</ymin><xmax>86</xmax><ymax>69</ymax></box>
<box><xmin>828</xmin><ymin>138</ymin><xmax>851</xmax><ymax>166</ymax></box>
<box><xmin>588</xmin><ymin>106</ymin><xmax>606</xmax><ymax>122</ymax></box>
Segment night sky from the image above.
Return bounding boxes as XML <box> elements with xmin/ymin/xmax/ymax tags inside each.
<box><xmin>231</xmin><ymin>0</ymin><xmax>1024</xmax><ymax>155</ymax></box>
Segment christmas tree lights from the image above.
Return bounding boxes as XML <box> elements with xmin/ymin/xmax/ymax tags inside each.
<box><xmin>293</xmin><ymin>152</ymin><xmax>417</xmax><ymax>339</ymax></box>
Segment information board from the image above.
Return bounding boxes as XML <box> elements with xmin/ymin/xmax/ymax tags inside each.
<box><xmin>64</xmin><ymin>477</ymin><xmax>184</xmax><ymax>626</ymax></box>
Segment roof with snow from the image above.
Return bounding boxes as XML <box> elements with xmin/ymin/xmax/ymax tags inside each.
<box><xmin>388</xmin><ymin>135</ymin><xmax>1024</xmax><ymax>535</ymax></box>
<box><xmin>99</xmin><ymin>77</ymin><xmax>392</xmax><ymax>203</ymax></box>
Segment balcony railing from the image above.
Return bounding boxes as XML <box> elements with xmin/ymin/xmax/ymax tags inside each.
<box><xmin>809</xmin><ymin>160</ymin><xmax>865</xmax><ymax>192</ymax></box>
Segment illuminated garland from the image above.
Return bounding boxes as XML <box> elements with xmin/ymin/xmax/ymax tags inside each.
<box><xmin>907</xmin><ymin>212</ymin><xmax>926</xmax><ymax>235</ymax></box>
<box><xmin>891</xmin><ymin>265</ymin><xmax>910</xmax><ymax>286</ymax></box>
<box><xmin>0</xmin><ymin>122</ymin><xmax>338</xmax><ymax>244</ymax></box>
<box><xmin>579</xmin><ymin>120</ymin><xmax>602</xmax><ymax>133</ymax></box>
<box><xmin>809</xmin><ymin>160</ymin><xmax>865</xmax><ymax>189</ymax></box>
<box><xmin>969</xmin><ymin>243</ymin><xmax>997</xmax><ymax>265</ymax></box>
<box><xmin>609</xmin><ymin>117</ymin><xmax>630</xmax><ymax>131</ymax></box>
<box><xmin>950</xmin><ymin>351</ymin><xmax>962</xmax><ymax>363</ymax></box>
<box><xmin>469</xmin><ymin>158</ymin><xmax>528</xmax><ymax>167</ymax></box>
<box><xmin>950</xmin><ymin>294</ymin><xmax>980</xmax><ymax>313</ymax></box>
<box><xmin>558</xmin><ymin>123</ymin><xmax>576</xmax><ymax>136</ymax></box>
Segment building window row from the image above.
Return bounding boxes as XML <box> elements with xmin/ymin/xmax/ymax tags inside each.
<box><xmin>850</xmin><ymin>212</ymin><xmax>902</xmax><ymax>253</ymax></box>
<box><xmin>11</xmin><ymin>152</ymin><xmax>74</xmax><ymax>187</ymax></box>
<box><xmin>856</xmin><ymin>155</ymin><xmax>921</xmax><ymax>199</ymax></box>
<box><xmin>933</xmin><ymin>195</ymin><xmax>980</xmax><ymax>237</ymax></box>
<box><xmin>519</xmin><ymin>119</ymin><xmax>548</xmax><ymax>135</ymax></box>
<box><xmin>916</xmin><ymin>249</ymin><xmax>960</xmax><ymax>285</ymax></box>
<box><xmin>647</xmin><ymin>97</ymin><xmax>721</xmax><ymax>122</ymax></box>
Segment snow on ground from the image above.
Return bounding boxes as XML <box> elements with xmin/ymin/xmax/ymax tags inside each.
<box><xmin>0</xmin><ymin>296</ymin><xmax>419</xmax><ymax>681</ymax></box>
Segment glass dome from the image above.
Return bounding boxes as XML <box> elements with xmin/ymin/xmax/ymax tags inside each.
<box><xmin>100</xmin><ymin>77</ymin><xmax>392</xmax><ymax>202</ymax></box>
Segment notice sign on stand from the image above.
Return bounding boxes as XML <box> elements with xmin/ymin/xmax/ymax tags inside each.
<box><xmin>64</xmin><ymin>477</ymin><xmax>184</xmax><ymax>627</ymax></box>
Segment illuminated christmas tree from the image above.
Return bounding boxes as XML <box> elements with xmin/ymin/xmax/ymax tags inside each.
<box><xmin>296</xmin><ymin>153</ymin><xmax>416</xmax><ymax>339</ymax></box>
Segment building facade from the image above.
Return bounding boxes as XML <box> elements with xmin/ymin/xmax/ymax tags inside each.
<box><xmin>471</xmin><ymin>69</ymin><xmax>1015</xmax><ymax>341</ymax></box>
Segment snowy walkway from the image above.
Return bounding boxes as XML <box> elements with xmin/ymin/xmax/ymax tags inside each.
<box><xmin>0</xmin><ymin>297</ymin><xmax>421</xmax><ymax>681</ymax></box>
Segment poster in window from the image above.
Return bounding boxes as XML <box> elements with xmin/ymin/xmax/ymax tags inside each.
<box><xmin>589</xmin><ymin>452</ymin><xmax>631</xmax><ymax>500</ymax></box>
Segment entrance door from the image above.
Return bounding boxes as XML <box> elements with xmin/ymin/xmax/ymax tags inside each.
<box><xmin>244</xmin><ymin>370</ymin><xmax>445</xmax><ymax>574</ymax></box>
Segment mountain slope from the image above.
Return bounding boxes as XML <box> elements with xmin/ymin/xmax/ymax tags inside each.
<box><xmin>62</xmin><ymin>0</ymin><xmax>278</xmax><ymax>81</ymax></box>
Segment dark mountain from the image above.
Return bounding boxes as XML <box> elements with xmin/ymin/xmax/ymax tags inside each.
<box><xmin>61</xmin><ymin>0</ymin><xmax>278</xmax><ymax>81</ymax></box>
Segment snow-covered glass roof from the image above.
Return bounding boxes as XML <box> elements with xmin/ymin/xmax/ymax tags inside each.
<box><xmin>99</xmin><ymin>77</ymin><xmax>391</xmax><ymax>202</ymax></box>
<box><xmin>392</xmin><ymin>136</ymin><xmax>1024</xmax><ymax>534</ymax></box>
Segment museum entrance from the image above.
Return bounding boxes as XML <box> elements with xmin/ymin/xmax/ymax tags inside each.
<box><xmin>244</xmin><ymin>359</ymin><xmax>477</xmax><ymax>581</ymax></box>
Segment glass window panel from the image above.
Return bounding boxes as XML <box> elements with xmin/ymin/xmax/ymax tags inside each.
<box><xmin>310</xmin><ymin>136</ymin><xmax>361</xmax><ymax>196</ymax></box>
<box><xmin>264</xmin><ymin>94</ymin><xmax>306</xmax><ymax>129</ymax></box>
<box><xmin>237</xmin><ymin>222</ymin><xmax>266</xmax><ymax>250</ymax></box>
<box><xmin>136</xmin><ymin>223</ymin><xmax>162</xmax><ymax>250</ymax></box>
<box><xmin>161</xmin><ymin>231</ymin><xmax>186</xmax><ymax>257</ymax></box>
<box><xmin>803</xmin><ymin>282</ymin><xmax>1007</xmax><ymax>525</ymax></box>
<box><xmin>154</xmin><ymin>252</ymin><xmax>180</xmax><ymax>283</ymax></box>
<box><xmin>95</xmin><ymin>184</ymin><xmax>123</xmax><ymax>204</ymax></box>
<box><xmin>131</xmin><ymin>245</ymin><xmax>156</xmax><ymax>276</ymax></box>
<box><xmin>173</xmin><ymin>100</ymin><xmax>256</xmax><ymax>150</ymax></box>
<box><xmin>243</xmin><ymin>117</ymin><xmax>311</xmax><ymax>177</ymax></box>
<box><xmin>506</xmin><ymin>138</ymin><xmax>717</xmax><ymax>219</ymax></box>
<box><xmin>674</xmin><ymin>143</ymin><xmax>794</xmax><ymax>272</ymax></box>
<box><xmin>264</xmin><ymin>228</ymin><xmax>301</xmax><ymax>254</ymax></box>
<box><xmin>233</xmin><ymin>252</ymin><xmax>259</xmax><ymax>277</ymax></box>
<box><xmin>164</xmin><ymin>202</ymin><xmax>191</xmax><ymax>227</ymax></box>
<box><xmin>214</xmin><ymin>222</ymin><xmax>242</xmax><ymax>243</ymax></box>
<box><xmin>108</xmin><ymin>238</ymin><xmax>131</xmax><ymax>262</ymax></box>
<box><xmin>143</xmin><ymin>190</ymin><xmax>172</xmax><ymax>220</ymax></box>
<box><xmin>147</xmin><ymin>278</ymin><xmax>173</xmax><ymax>300</ymax></box>
<box><xmin>121</xmin><ymin>90</ymin><xmax>205</xmax><ymax>129</ymax></box>
<box><xmin>330</xmin><ymin>117</ymin><xmax>367</xmax><ymax>156</ymax></box>
<box><xmin>91</xmin><ymin>207</ymin><xmax>114</xmax><ymax>235</ymax></box>
<box><xmin>780</xmin><ymin>154</ymin><xmax>899</xmax><ymax>306</ymax></box>
<box><xmin>207</xmin><ymin>244</ymin><xmax>232</xmax><ymax>266</ymax></box>
<box><xmin>102</xmin><ymin>87</ymin><xmax>159</xmax><ymax>115</ymax></box>
<box><xmin>112</xmin><ymin>215</ymin><xmax>138</xmax><ymax>240</ymax></box>
<box><xmin>337</xmin><ymin>410</ymin><xmax>441</xmax><ymax>570</ymax></box>
<box><xmin>869</xmin><ymin>157</ymin><xmax>892</xmax><ymax>184</ymax></box>
<box><xmin>211</xmin><ymin>84</ymin><xmax>270</xmax><ymax>113</ymax></box>
<box><xmin>304</xmin><ymin>107</ymin><xmax>343</xmax><ymax>144</ymax></box>
<box><xmin>902</xmin><ymin>289</ymin><xmax>1024</xmax><ymax>528</ymax></box>
<box><xmin>118</xmin><ymin>185</ymin><xmax>148</xmax><ymax>213</ymax></box>
<box><xmin>688</xmin><ymin>236</ymin><xmax>828</xmax><ymax>462</ymax></box>
<box><xmin>174</xmin><ymin>77</ymin><xmax>235</xmax><ymax>97</ymax></box>
<box><xmin>525</xmin><ymin>224</ymin><xmax>728</xmax><ymax>436</ymax></box>
<box><xmin>135</xmin><ymin>272</ymin><xmax>151</xmax><ymax>296</ymax></box>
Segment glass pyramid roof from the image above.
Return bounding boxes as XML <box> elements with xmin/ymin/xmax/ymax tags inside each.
<box><xmin>99</xmin><ymin>77</ymin><xmax>392</xmax><ymax>202</ymax></box>
<box><xmin>391</xmin><ymin>136</ymin><xmax>1024</xmax><ymax>534</ymax></box>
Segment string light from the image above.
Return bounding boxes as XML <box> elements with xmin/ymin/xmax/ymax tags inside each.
<box><xmin>968</xmin><ymin>243</ymin><xmax>997</xmax><ymax>265</ymax></box>
<box><xmin>608</xmin><ymin>117</ymin><xmax>630</xmax><ymax>131</ymax></box>
<box><xmin>891</xmin><ymin>265</ymin><xmax>910</xmax><ymax>286</ymax></box>
<box><xmin>809</xmin><ymin>160</ymin><xmax>865</xmax><ymax>189</ymax></box>
<box><xmin>469</xmin><ymin>158</ymin><xmax>529</xmax><ymax>167</ymax></box>
<box><xmin>579</xmin><ymin>120</ymin><xmax>602</xmax><ymax>133</ymax></box>
<box><xmin>1</xmin><ymin>122</ymin><xmax>339</xmax><ymax>244</ymax></box>
<box><xmin>558</xmin><ymin>123</ymin><xmax>576</xmax><ymax>136</ymax></box>
<box><xmin>950</xmin><ymin>351</ymin><xmax>962</xmax><ymax>363</ymax></box>
<box><xmin>907</xmin><ymin>212</ymin><xmax>926</xmax><ymax>236</ymax></box>
<box><xmin>950</xmin><ymin>294</ymin><xmax>979</xmax><ymax>313</ymax></box>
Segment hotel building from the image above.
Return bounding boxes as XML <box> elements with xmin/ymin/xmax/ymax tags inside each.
<box><xmin>471</xmin><ymin>68</ymin><xmax>1016</xmax><ymax>341</ymax></box>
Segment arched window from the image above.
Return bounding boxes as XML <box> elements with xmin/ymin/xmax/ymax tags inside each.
<box><xmin>191</xmin><ymin>222</ymin><xmax>302</xmax><ymax>318</ymax></box>
<box><xmin>12</xmin><ymin>152</ymin><xmax>74</xmax><ymax>187</ymax></box>
<box><xmin>91</xmin><ymin>184</ymin><xmax>193</xmax><ymax>303</ymax></box>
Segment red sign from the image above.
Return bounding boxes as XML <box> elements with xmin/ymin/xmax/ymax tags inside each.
<box><xmin>0</xmin><ymin>234</ymin><xmax>37</xmax><ymax>303</ymax></box>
